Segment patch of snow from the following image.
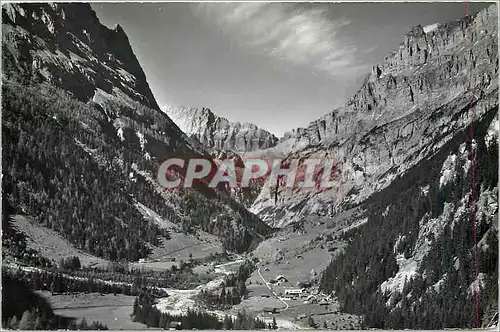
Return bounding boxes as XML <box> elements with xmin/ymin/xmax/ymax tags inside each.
<box><xmin>459</xmin><ymin>142</ymin><xmax>467</xmax><ymax>155</ymax></box>
<box><xmin>117</xmin><ymin>127</ymin><xmax>124</xmax><ymax>141</ymax></box>
<box><xmin>128</xmin><ymin>171</ymin><xmax>137</xmax><ymax>183</ymax></box>
<box><xmin>468</xmin><ymin>272</ymin><xmax>487</xmax><ymax>295</ymax></box>
<box><xmin>439</xmin><ymin>154</ymin><xmax>457</xmax><ymax>188</ymax></box>
<box><xmin>453</xmin><ymin>257</ymin><xmax>460</xmax><ymax>270</ymax></box>
<box><xmin>116</xmin><ymin>68</ymin><xmax>136</xmax><ymax>85</ymax></box>
<box><xmin>82</xmin><ymin>29</ymin><xmax>91</xmax><ymax>42</ymax></box>
<box><xmin>40</xmin><ymin>11</ymin><xmax>55</xmax><ymax>34</ymax></box>
<box><xmin>420</xmin><ymin>185</ymin><xmax>430</xmax><ymax>196</ymax></box>
<box><xmin>432</xmin><ymin>273</ymin><xmax>447</xmax><ymax>293</ymax></box>
<box><xmin>156</xmin><ymin>258</ymin><xmax>245</xmax><ymax>316</ymax></box>
<box><xmin>485</xmin><ymin>115</ymin><xmax>498</xmax><ymax>148</ymax></box>
<box><xmin>463</xmin><ymin>159</ymin><xmax>472</xmax><ymax>174</ymax></box>
<box><xmin>423</xmin><ymin>23</ymin><xmax>439</xmax><ymax>34</ymax></box>
<box><xmin>341</xmin><ymin>218</ymin><xmax>368</xmax><ymax>234</ymax></box>
<box><xmin>136</xmin><ymin>131</ymin><xmax>146</xmax><ymax>151</ymax></box>
<box><xmin>17</xmin><ymin>5</ymin><xmax>27</xmax><ymax>17</ymax></box>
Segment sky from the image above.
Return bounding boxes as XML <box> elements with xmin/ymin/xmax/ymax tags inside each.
<box><xmin>92</xmin><ymin>2</ymin><xmax>491</xmax><ymax>137</ymax></box>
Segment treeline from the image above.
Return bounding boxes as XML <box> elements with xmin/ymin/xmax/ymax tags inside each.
<box><xmin>2</xmin><ymin>271</ymin><xmax>107</xmax><ymax>330</ymax></box>
<box><xmin>199</xmin><ymin>286</ymin><xmax>244</xmax><ymax>309</ymax></box>
<box><xmin>8</xmin><ymin>257</ymin><xmax>214</xmax><ymax>297</ymax></box>
<box><xmin>67</xmin><ymin>260</ymin><xmax>214</xmax><ymax>290</ymax></box>
<box><xmin>132</xmin><ymin>290</ymin><xmax>266</xmax><ymax>330</ymax></box>
<box><xmin>199</xmin><ymin>260</ymin><xmax>254</xmax><ymax>308</ymax></box>
<box><xmin>320</xmin><ymin>115</ymin><xmax>498</xmax><ymax>329</ymax></box>
<box><xmin>8</xmin><ymin>267</ymin><xmax>143</xmax><ymax>297</ymax></box>
<box><xmin>9</xmin><ymin>268</ymin><xmax>168</xmax><ymax>297</ymax></box>
<box><xmin>59</xmin><ymin>256</ymin><xmax>81</xmax><ymax>271</ymax></box>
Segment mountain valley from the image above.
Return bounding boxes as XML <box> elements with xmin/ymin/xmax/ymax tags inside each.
<box><xmin>1</xmin><ymin>2</ymin><xmax>498</xmax><ymax>330</ymax></box>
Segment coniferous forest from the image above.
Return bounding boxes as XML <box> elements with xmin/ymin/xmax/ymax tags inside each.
<box><xmin>2</xmin><ymin>272</ymin><xmax>108</xmax><ymax>330</ymax></box>
<box><xmin>320</xmin><ymin>108</ymin><xmax>498</xmax><ymax>329</ymax></box>
<box><xmin>2</xmin><ymin>81</ymin><xmax>270</xmax><ymax>260</ymax></box>
<box><xmin>132</xmin><ymin>289</ymin><xmax>267</xmax><ymax>330</ymax></box>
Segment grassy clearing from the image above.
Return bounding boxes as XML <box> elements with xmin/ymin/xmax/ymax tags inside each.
<box><xmin>10</xmin><ymin>213</ymin><xmax>222</xmax><ymax>274</ymax></box>
<box><xmin>11</xmin><ymin>215</ymin><xmax>108</xmax><ymax>268</ymax></box>
<box><xmin>37</xmin><ymin>291</ymin><xmax>154</xmax><ymax>330</ymax></box>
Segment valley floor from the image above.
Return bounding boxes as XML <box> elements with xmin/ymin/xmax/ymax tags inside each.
<box><xmin>7</xmin><ymin>212</ymin><xmax>364</xmax><ymax>330</ymax></box>
<box><xmin>37</xmin><ymin>292</ymin><xmax>154</xmax><ymax>330</ymax></box>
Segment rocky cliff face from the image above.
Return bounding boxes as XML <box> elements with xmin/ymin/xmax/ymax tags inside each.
<box><xmin>2</xmin><ymin>3</ymin><xmax>159</xmax><ymax>110</ymax></box>
<box><xmin>2</xmin><ymin>3</ymin><xmax>271</xmax><ymax>259</ymax></box>
<box><xmin>164</xmin><ymin>105</ymin><xmax>278</xmax><ymax>153</ymax></box>
<box><xmin>250</xmin><ymin>5</ymin><xmax>497</xmax><ymax>328</ymax></box>
<box><xmin>252</xmin><ymin>5</ymin><xmax>498</xmax><ymax>227</ymax></box>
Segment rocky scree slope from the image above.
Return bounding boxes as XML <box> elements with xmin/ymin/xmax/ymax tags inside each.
<box><xmin>251</xmin><ymin>5</ymin><xmax>498</xmax><ymax>228</ymax></box>
<box><xmin>2</xmin><ymin>3</ymin><xmax>271</xmax><ymax>261</ymax></box>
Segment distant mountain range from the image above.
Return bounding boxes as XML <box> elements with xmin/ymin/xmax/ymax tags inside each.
<box><xmin>163</xmin><ymin>105</ymin><xmax>278</xmax><ymax>153</ymax></box>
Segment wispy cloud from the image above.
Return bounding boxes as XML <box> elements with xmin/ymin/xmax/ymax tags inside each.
<box><xmin>192</xmin><ymin>3</ymin><xmax>363</xmax><ymax>77</ymax></box>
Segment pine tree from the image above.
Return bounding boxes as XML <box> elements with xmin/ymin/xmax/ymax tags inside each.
<box><xmin>79</xmin><ymin>317</ymin><xmax>89</xmax><ymax>329</ymax></box>
<box><xmin>272</xmin><ymin>316</ymin><xmax>278</xmax><ymax>329</ymax></box>
<box><xmin>222</xmin><ymin>314</ymin><xmax>233</xmax><ymax>330</ymax></box>
<box><xmin>33</xmin><ymin>316</ymin><xmax>42</xmax><ymax>330</ymax></box>
<box><xmin>18</xmin><ymin>310</ymin><xmax>34</xmax><ymax>330</ymax></box>
<box><xmin>159</xmin><ymin>313</ymin><xmax>166</xmax><ymax>329</ymax></box>
<box><xmin>8</xmin><ymin>316</ymin><xmax>19</xmax><ymax>329</ymax></box>
<box><xmin>220</xmin><ymin>287</ymin><xmax>226</xmax><ymax>304</ymax></box>
<box><xmin>308</xmin><ymin>316</ymin><xmax>317</xmax><ymax>329</ymax></box>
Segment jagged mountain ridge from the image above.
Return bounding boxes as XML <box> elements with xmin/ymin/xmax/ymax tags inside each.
<box><xmin>251</xmin><ymin>5</ymin><xmax>498</xmax><ymax>227</ymax></box>
<box><xmin>163</xmin><ymin>105</ymin><xmax>279</xmax><ymax>153</ymax></box>
<box><xmin>2</xmin><ymin>2</ymin><xmax>271</xmax><ymax>260</ymax></box>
